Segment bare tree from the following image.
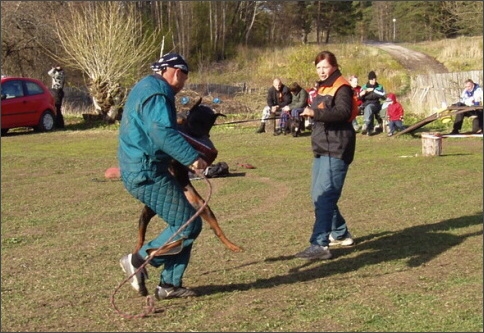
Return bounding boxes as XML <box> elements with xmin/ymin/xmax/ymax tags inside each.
<box><xmin>372</xmin><ymin>2</ymin><xmax>393</xmax><ymax>41</ymax></box>
<box><xmin>47</xmin><ymin>2</ymin><xmax>160</xmax><ymax>122</ymax></box>
<box><xmin>440</xmin><ymin>1</ymin><xmax>483</xmax><ymax>37</ymax></box>
<box><xmin>1</xmin><ymin>1</ymin><xmax>65</xmax><ymax>79</ymax></box>
<box><xmin>244</xmin><ymin>1</ymin><xmax>264</xmax><ymax>46</ymax></box>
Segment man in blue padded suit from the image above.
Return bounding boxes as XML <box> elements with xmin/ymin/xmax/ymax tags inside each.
<box><xmin>118</xmin><ymin>53</ymin><xmax>208</xmax><ymax>300</ymax></box>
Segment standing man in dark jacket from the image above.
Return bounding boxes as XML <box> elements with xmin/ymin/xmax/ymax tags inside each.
<box><xmin>295</xmin><ymin>50</ymin><xmax>356</xmax><ymax>260</ymax></box>
<box><xmin>48</xmin><ymin>65</ymin><xmax>65</xmax><ymax>128</ymax></box>
<box><xmin>359</xmin><ymin>70</ymin><xmax>386</xmax><ymax>136</ymax></box>
<box><xmin>255</xmin><ymin>78</ymin><xmax>292</xmax><ymax>133</ymax></box>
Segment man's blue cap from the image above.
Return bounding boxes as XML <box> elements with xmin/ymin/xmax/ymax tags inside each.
<box><xmin>151</xmin><ymin>53</ymin><xmax>189</xmax><ymax>74</ymax></box>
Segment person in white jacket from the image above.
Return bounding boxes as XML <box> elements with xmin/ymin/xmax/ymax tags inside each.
<box><xmin>450</xmin><ymin>79</ymin><xmax>483</xmax><ymax>134</ymax></box>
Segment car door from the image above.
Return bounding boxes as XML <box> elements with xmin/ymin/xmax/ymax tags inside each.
<box><xmin>1</xmin><ymin>79</ymin><xmax>32</xmax><ymax>128</ymax></box>
<box><xmin>23</xmin><ymin>80</ymin><xmax>53</xmax><ymax>125</ymax></box>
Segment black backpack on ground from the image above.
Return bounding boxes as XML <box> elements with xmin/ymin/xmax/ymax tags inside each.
<box><xmin>204</xmin><ymin>162</ymin><xmax>230</xmax><ymax>178</ymax></box>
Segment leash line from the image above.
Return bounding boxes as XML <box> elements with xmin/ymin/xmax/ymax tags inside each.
<box><xmin>214</xmin><ymin>116</ymin><xmax>281</xmax><ymax>126</ymax></box>
<box><xmin>110</xmin><ymin>168</ymin><xmax>212</xmax><ymax>319</ymax></box>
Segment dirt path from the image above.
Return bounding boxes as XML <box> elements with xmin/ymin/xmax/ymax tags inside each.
<box><xmin>371</xmin><ymin>42</ymin><xmax>448</xmax><ymax>73</ymax></box>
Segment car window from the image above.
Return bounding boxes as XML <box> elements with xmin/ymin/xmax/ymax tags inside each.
<box><xmin>25</xmin><ymin>81</ymin><xmax>44</xmax><ymax>96</ymax></box>
<box><xmin>1</xmin><ymin>80</ymin><xmax>24</xmax><ymax>99</ymax></box>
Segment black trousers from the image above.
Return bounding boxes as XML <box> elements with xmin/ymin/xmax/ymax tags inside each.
<box><xmin>453</xmin><ymin>110</ymin><xmax>483</xmax><ymax>132</ymax></box>
<box><xmin>52</xmin><ymin>88</ymin><xmax>65</xmax><ymax>128</ymax></box>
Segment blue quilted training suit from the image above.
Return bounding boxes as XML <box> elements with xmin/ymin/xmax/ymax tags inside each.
<box><xmin>118</xmin><ymin>74</ymin><xmax>202</xmax><ymax>287</ymax></box>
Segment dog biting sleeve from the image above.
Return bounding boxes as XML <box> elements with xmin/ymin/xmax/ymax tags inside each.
<box><xmin>143</xmin><ymin>94</ymin><xmax>199</xmax><ymax>166</ymax></box>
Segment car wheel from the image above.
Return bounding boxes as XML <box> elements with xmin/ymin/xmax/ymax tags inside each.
<box><xmin>35</xmin><ymin>110</ymin><xmax>56</xmax><ymax>132</ymax></box>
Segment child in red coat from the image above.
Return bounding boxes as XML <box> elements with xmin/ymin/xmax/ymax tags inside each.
<box><xmin>386</xmin><ymin>93</ymin><xmax>405</xmax><ymax>136</ymax></box>
<box><xmin>349</xmin><ymin>75</ymin><xmax>363</xmax><ymax>131</ymax></box>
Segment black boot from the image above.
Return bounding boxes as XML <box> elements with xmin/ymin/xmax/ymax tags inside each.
<box><xmin>256</xmin><ymin>123</ymin><xmax>265</xmax><ymax>133</ymax></box>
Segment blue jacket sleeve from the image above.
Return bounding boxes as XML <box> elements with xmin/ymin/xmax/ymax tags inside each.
<box><xmin>143</xmin><ymin>94</ymin><xmax>199</xmax><ymax>166</ymax></box>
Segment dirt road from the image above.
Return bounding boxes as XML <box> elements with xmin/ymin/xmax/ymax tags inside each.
<box><xmin>372</xmin><ymin>42</ymin><xmax>448</xmax><ymax>73</ymax></box>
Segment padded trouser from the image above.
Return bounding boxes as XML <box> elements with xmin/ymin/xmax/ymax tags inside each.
<box><xmin>122</xmin><ymin>170</ymin><xmax>202</xmax><ymax>287</ymax></box>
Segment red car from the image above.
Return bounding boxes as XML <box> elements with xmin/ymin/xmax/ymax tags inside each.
<box><xmin>1</xmin><ymin>76</ymin><xmax>57</xmax><ymax>135</ymax></box>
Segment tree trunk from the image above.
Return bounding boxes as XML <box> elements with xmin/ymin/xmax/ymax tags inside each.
<box><xmin>89</xmin><ymin>78</ymin><xmax>126</xmax><ymax>123</ymax></box>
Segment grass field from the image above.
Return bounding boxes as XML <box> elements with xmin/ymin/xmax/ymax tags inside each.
<box><xmin>1</xmin><ymin>120</ymin><xmax>482</xmax><ymax>332</ymax></box>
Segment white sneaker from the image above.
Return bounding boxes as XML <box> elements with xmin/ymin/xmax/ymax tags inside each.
<box><xmin>329</xmin><ymin>233</ymin><xmax>355</xmax><ymax>247</ymax></box>
<box><xmin>119</xmin><ymin>253</ymin><xmax>149</xmax><ymax>296</ymax></box>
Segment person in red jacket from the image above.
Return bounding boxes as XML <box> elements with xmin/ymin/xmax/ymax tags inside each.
<box><xmin>304</xmin><ymin>81</ymin><xmax>319</xmax><ymax>131</ymax></box>
<box><xmin>386</xmin><ymin>93</ymin><xmax>405</xmax><ymax>136</ymax></box>
<box><xmin>349</xmin><ymin>75</ymin><xmax>363</xmax><ymax>131</ymax></box>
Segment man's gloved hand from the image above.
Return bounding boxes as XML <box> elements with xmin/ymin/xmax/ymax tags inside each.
<box><xmin>190</xmin><ymin>157</ymin><xmax>208</xmax><ymax>174</ymax></box>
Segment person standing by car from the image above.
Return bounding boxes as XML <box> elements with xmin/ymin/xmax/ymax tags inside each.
<box><xmin>295</xmin><ymin>50</ymin><xmax>356</xmax><ymax>260</ymax></box>
<box><xmin>118</xmin><ymin>52</ymin><xmax>208</xmax><ymax>300</ymax></box>
<box><xmin>48</xmin><ymin>65</ymin><xmax>65</xmax><ymax>128</ymax></box>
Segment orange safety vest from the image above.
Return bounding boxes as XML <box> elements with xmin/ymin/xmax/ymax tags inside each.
<box><xmin>316</xmin><ymin>76</ymin><xmax>359</xmax><ymax>122</ymax></box>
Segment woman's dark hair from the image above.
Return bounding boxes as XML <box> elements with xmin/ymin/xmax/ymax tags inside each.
<box><xmin>314</xmin><ymin>51</ymin><xmax>339</xmax><ymax>68</ymax></box>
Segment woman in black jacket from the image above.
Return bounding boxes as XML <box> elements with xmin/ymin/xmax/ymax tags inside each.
<box><xmin>295</xmin><ymin>50</ymin><xmax>356</xmax><ymax>260</ymax></box>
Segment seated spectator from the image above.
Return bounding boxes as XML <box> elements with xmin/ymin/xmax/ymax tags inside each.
<box><xmin>304</xmin><ymin>81</ymin><xmax>319</xmax><ymax>131</ymax></box>
<box><xmin>385</xmin><ymin>93</ymin><xmax>405</xmax><ymax>136</ymax></box>
<box><xmin>277</xmin><ymin>82</ymin><xmax>309</xmax><ymax>136</ymax></box>
<box><xmin>307</xmin><ymin>81</ymin><xmax>319</xmax><ymax>104</ymax></box>
<box><xmin>348</xmin><ymin>75</ymin><xmax>363</xmax><ymax>132</ymax></box>
<box><xmin>255</xmin><ymin>78</ymin><xmax>292</xmax><ymax>133</ymax></box>
<box><xmin>450</xmin><ymin>79</ymin><xmax>483</xmax><ymax>134</ymax></box>
<box><xmin>359</xmin><ymin>71</ymin><xmax>386</xmax><ymax>136</ymax></box>
<box><xmin>378</xmin><ymin>95</ymin><xmax>393</xmax><ymax>132</ymax></box>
